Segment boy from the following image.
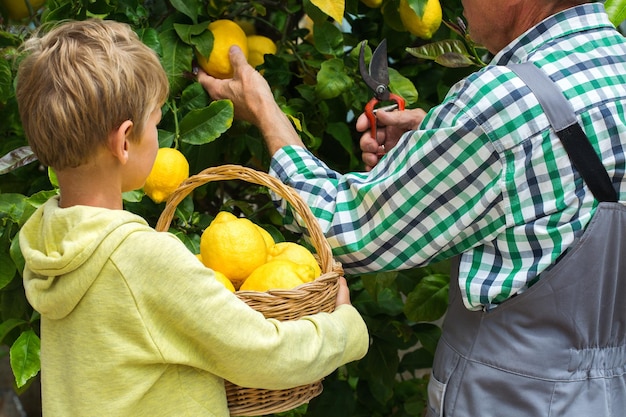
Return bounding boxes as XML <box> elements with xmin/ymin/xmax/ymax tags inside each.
<box><xmin>16</xmin><ymin>19</ymin><xmax>368</xmax><ymax>417</ymax></box>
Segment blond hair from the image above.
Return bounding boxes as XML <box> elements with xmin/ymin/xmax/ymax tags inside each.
<box><xmin>16</xmin><ymin>19</ymin><xmax>169</xmax><ymax>170</ymax></box>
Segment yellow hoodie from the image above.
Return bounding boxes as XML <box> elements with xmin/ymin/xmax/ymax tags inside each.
<box><xmin>20</xmin><ymin>196</ymin><xmax>369</xmax><ymax>417</ymax></box>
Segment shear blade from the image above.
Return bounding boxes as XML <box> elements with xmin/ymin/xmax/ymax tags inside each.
<box><xmin>369</xmin><ymin>38</ymin><xmax>389</xmax><ymax>86</ymax></box>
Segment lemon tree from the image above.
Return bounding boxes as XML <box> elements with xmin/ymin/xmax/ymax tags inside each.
<box><xmin>143</xmin><ymin>148</ymin><xmax>189</xmax><ymax>204</ymax></box>
<box><xmin>4</xmin><ymin>0</ymin><xmax>626</xmax><ymax>415</ymax></box>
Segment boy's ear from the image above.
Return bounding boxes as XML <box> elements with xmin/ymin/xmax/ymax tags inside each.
<box><xmin>109</xmin><ymin>120</ymin><xmax>134</xmax><ymax>164</ymax></box>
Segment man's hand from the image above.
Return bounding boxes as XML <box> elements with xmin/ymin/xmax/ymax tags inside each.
<box><xmin>196</xmin><ymin>45</ymin><xmax>305</xmax><ymax>155</ymax></box>
<box><xmin>356</xmin><ymin>108</ymin><xmax>426</xmax><ymax>171</ymax></box>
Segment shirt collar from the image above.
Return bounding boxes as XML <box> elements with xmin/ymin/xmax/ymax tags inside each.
<box><xmin>491</xmin><ymin>2</ymin><xmax>614</xmax><ymax>65</ymax></box>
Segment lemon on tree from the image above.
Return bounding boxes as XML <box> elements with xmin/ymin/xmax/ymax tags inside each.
<box><xmin>239</xmin><ymin>260</ymin><xmax>316</xmax><ymax>292</ymax></box>
<box><xmin>196</xmin><ymin>19</ymin><xmax>249</xmax><ymax>79</ymax></box>
<box><xmin>399</xmin><ymin>0</ymin><xmax>442</xmax><ymax>40</ymax></box>
<box><xmin>360</xmin><ymin>0</ymin><xmax>383</xmax><ymax>8</ymax></box>
<box><xmin>143</xmin><ymin>148</ymin><xmax>189</xmax><ymax>204</ymax></box>
<box><xmin>200</xmin><ymin>211</ymin><xmax>268</xmax><ymax>285</ymax></box>
<box><xmin>1</xmin><ymin>0</ymin><xmax>45</xmax><ymax>20</ymax></box>
<box><xmin>246</xmin><ymin>35</ymin><xmax>277</xmax><ymax>69</ymax></box>
<box><xmin>268</xmin><ymin>242</ymin><xmax>321</xmax><ymax>278</ymax></box>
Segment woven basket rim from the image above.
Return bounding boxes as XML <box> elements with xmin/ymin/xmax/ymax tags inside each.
<box><xmin>155</xmin><ymin>164</ymin><xmax>335</xmax><ymax>274</ymax></box>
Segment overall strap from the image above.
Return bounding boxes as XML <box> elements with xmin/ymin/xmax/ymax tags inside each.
<box><xmin>508</xmin><ymin>63</ymin><xmax>617</xmax><ymax>203</ymax></box>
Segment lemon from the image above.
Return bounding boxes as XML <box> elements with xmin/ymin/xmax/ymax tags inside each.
<box><xmin>246</xmin><ymin>35</ymin><xmax>277</xmax><ymax>69</ymax></box>
<box><xmin>197</xmin><ymin>19</ymin><xmax>249</xmax><ymax>79</ymax></box>
<box><xmin>254</xmin><ymin>224</ymin><xmax>275</xmax><ymax>252</ymax></box>
<box><xmin>144</xmin><ymin>148</ymin><xmax>189</xmax><ymax>204</ymax></box>
<box><xmin>267</xmin><ymin>242</ymin><xmax>321</xmax><ymax>280</ymax></box>
<box><xmin>360</xmin><ymin>0</ymin><xmax>383</xmax><ymax>8</ymax></box>
<box><xmin>399</xmin><ymin>0</ymin><xmax>442</xmax><ymax>40</ymax></box>
<box><xmin>200</xmin><ymin>211</ymin><xmax>268</xmax><ymax>282</ymax></box>
<box><xmin>1</xmin><ymin>0</ymin><xmax>45</xmax><ymax>20</ymax></box>
<box><xmin>213</xmin><ymin>270</ymin><xmax>236</xmax><ymax>292</ymax></box>
<box><xmin>239</xmin><ymin>260</ymin><xmax>315</xmax><ymax>292</ymax></box>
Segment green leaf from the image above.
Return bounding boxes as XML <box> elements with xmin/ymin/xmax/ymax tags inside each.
<box><xmin>406</xmin><ymin>39</ymin><xmax>476</xmax><ymax>68</ymax></box>
<box><xmin>0</xmin><ymin>146</ymin><xmax>38</xmax><ymax>175</ymax></box>
<box><xmin>326</xmin><ymin>122</ymin><xmax>359</xmax><ymax>169</ymax></box>
<box><xmin>315</xmin><ymin>59</ymin><xmax>353</xmax><ymax>100</ymax></box>
<box><xmin>122</xmin><ymin>190</ymin><xmax>144</xmax><ymax>203</ymax></box>
<box><xmin>169</xmin><ymin>0</ymin><xmax>198</xmax><ymax>24</ymax></box>
<box><xmin>312</xmin><ymin>21</ymin><xmax>343</xmax><ymax>56</ymax></box>
<box><xmin>0</xmin><ymin>193</ymin><xmax>27</xmax><ymax>223</ymax></box>
<box><xmin>413</xmin><ymin>322</ymin><xmax>442</xmax><ymax>354</ymax></box>
<box><xmin>0</xmin><ymin>251</ymin><xmax>16</xmax><ymax>290</ymax></box>
<box><xmin>9</xmin><ymin>232</ymin><xmax>25</xmax><ymax>277</ymax></box>
<box><xmin>0</xmin><ymin>318</ymin><xmax>26</xmax><ymax>344</ymax></box>
<box><xmin>388</xmin><ymin>68</ymin><xmax>418</xmax><ymax>106</ymax></box>
<box><xmin>361</xmin><ymin>341</ymin><xmax>398</xmax><ymax>404</ymax></box>
<box><xmin>136</xmin><ymin>28</ymin><xmax>162</xmax><ymax>56</ymax></box>
<box><xmin>405</xmin><ymin>0</ymin><xmax>429</xmax><ymax>18</ymax></box>
<box><xmin>10</xmin><ymin>329</ymin><xmax>40</xmax><ymax>388</ymax></box>
<box><xmin>605</xmin><ymin>0</ymin><xmax>626</xmax><ymax>27</ymax></box>
<box><xmin>159</xmin><ymin>28</ymin><xmax>194</xmax><ymax>97</ymax></box>
<box><xmin>404</xmin><ymin>273</ymin><xmax>449</xmax><ymax>322</ymax></box>
<box><xmin>179</xmin><ymin>100</ymin><xmax>233</xmax><ymax>145</ymax></box>
<box><xmin>0</xmin><ymin>58</ymin><xmax>13</xmax><ymax>103</ymax></box>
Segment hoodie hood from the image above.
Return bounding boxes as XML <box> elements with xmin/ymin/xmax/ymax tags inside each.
<box><xmin>20</xmin><ymin>196</ymin><xmax>150</xmax><ymax>319</ymax></box>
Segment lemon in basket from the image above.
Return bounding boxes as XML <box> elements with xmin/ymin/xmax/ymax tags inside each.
<box><xmin>144</xmin><ymin>148</ymin><xmax>189</xmax><ymax>204</ymax></box>
<box><xmin>267</xmin><ymin>242</ymin><xmax>321</xmax><ymax>279</ymax></box>
<box><xmin>239</xmin><ymin>260</ymin><xmax>316</xmax><ymax>292</ymax></box>
<box><xmin>254</xmin><ymin>224</ymin><xmax>275</xmax><ymax>252</ymax></box>
<box><xmin>200</xmin><ymin>211</ymin><xmax>268</xmax><ymax>282</ymax></box>
<box><xmin>196</xmin><ymin>253</ymin><xmax>236</xmax><ymax>292</ymax></box>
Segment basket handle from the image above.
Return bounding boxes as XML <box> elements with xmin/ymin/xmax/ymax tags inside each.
<box><xmin>155</xmin><ymin>164</ymin><xmax>334</xmax><ymax>274</ymax></box>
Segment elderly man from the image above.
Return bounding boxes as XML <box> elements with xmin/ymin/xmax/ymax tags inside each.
<box><xmin>198</xmin><ymin>0</ymin><xmax>626</xmax><ymax>415</ymax></box>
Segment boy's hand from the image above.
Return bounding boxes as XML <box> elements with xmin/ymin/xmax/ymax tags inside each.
<box><xmin>335</xmin><ymin>277</ymin><xmax>352</xmax><ymax>308</ymax></box>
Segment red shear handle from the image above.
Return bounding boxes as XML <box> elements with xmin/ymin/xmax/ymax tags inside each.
<box><xmin>365</xmin><ymin>94</ymin><xmax>406</xmax><ymax>156</ymax></box>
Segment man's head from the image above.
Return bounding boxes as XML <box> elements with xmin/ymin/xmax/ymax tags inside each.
<box><xmin>461</xmin><ymin>0</ymin><xmax>591</xmax><ymax>54</ymax></box>
<box><xmin>16</xmin><ymin>19</ymin><xmax>169</xmax><ymax>170</ymax></box>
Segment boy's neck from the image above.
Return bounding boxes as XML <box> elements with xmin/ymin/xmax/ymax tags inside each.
<box><xmin>56</xmin><ymin>162</ymin><xmax>124</xmax><ymax>210</ymax></box>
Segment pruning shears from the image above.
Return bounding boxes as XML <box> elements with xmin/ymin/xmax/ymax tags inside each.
<box><xmin>359</xmin><ymin>39</ymin><xmax>405</xmax><ymax>154</ymax></box>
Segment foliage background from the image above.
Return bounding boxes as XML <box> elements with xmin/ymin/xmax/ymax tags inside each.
<box><xmin>1</xmin><ymin>0</ymin><xmax>624</xmax><ymax>416</ymax></box>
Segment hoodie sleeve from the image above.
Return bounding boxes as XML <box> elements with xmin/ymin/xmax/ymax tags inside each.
<box><xmin>112</xmin><ymin>229</ymin><xmax>369</xmax><ymax>390</ymax></box>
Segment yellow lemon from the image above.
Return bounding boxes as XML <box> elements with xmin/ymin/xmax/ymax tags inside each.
<box><xmin>197</xmin><ymin>19</ymin><xmax>249</xmax><ymax>79</ymax></box>
<box><xmin>213</xmin><ymin>270</ymin><xmax>236</xmax><ymax>292</ymax></box>
<box><xmin>360</xmin><ymin>0</ymin><xmax>383</xmax><ymax>8</ymax></box>
<box><xmin>246</xmin><ymin>35</ymin><xmax>277</xmax><ymax>69</ymax></box>
<box><xmin>1</xmin><ymin>0</ymin><xmax>45</xmax><ymax>20</ymax></box>
<box><xmin>144</xmin><ymin>148</ymin><xmax>189</xmax><ymax>204</ymax></box>
<box><xmin>254</xmin><ymin>224</ymin><xmax>275</xmax><ymax>252</ymax></box>
<box><xmin>399</xmin><ymin>0</ymin><xmax>442</xmax><ymax>40</ymax></box>
<box><xmin>239</xmin><ymin>260</ymin><xmax>315</xmax><ymax>292</ymax></box>
<box><xmin>267</xmin><ymin>242</ymin><xmax>321</xmax><ymax>280</ymax></box>
<box><xmin>200</xmin><ymin>211</ymin><xmax>268</xmax><ymax>283</ymax></box>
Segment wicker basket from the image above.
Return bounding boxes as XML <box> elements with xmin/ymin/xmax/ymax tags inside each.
<box><xmin>155</xmin><ymin>164</ymin><xmax>342</xmax><ymax>416</ymax></box>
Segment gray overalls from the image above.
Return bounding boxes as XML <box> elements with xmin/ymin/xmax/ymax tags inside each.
<box><xmin>426</xmin><ymin>63</ymin><xmax>626</xmax><ymax>416</ymax></box>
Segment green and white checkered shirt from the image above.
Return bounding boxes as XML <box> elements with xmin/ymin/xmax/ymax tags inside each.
<box><xmin>269</xmin><ymin>3</ymin><xmax>626</xmax><ymax>310</ymax></box>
